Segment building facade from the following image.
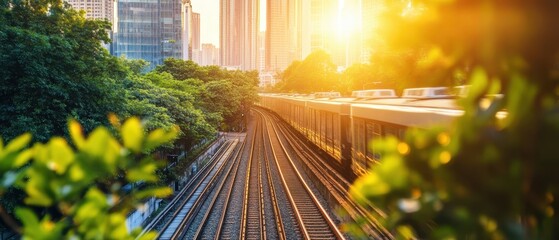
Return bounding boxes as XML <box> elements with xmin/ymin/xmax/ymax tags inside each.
<box><xmin>65</xmin><ymin>0</ymin><xmax>114</xmax><ymax>23</ymax></box>
<box><xmin>220</xmin><ymin>0</ymin><xmax>259</xmax><ymax>70</ymax></box>
<box><xmin>265</xmin><ymin>0</ymin><xmax>339</xmax><ymax>72</ymax></box>
<box><xmin>200</xmin><ymin>43</ymin><xmax>219</xmax><ymax>66</ymax></box>
<box><xmin>265</xmin><ymin>0</ymin><xmax>289</xmax><ymax>72</ymax></box>
<box><xmin>112</xmin><ymin>0</ymin><xmax>192</xmax><ymax>69</ymax></box>
<box><xmin>192</xmin><ymin>12</ymin><xmax>201</xmax><ymax>51</ymax></box>
<box><xmin>191</xmin><ymin>12</ymin><xmax>201</xmax><ymax>63</ymax></box>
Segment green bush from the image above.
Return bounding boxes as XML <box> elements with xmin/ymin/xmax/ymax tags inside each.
<box><xmin>0</xmin><ymin>118</ymin><xmax>177</xmax><ymax>239</ymax></box>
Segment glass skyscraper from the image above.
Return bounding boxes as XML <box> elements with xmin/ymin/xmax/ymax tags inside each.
<box><xmin>113</xmin><ymin>0</ymin><xmax>189</xmax><ymax>69</ymax></box>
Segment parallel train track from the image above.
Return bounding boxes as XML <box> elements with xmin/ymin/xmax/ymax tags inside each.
<box><xmin>142</xmin><ymin>110</ymin><xmax>348</xmax><ymax>240</ymax></box>
<box><xmin>141</xmin><ymin>139</ymin><xmax>239</xmax><ymax>239</ymax></box>
<box><xmin>255</xmin><ymin>108</ymin><xmax>346</xmax><ymax>239</ymax></box>
<box><xmin>190</xmin><ymin>134</ymin><xmax>248</xmax><ymax>239</ymax></box>
<box><xmin>274</xmin><ymin>112</ymin><xmax>393</xmax><ymax>239</ymax></box>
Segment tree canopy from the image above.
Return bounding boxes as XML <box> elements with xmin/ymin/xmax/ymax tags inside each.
<box><xmin>274</xmin><ymin>50</ymin><xmax>339</xmax><ymax>93</ymax></box>
<box><xmin>0</xmin><ymin>0</ymin><xmax>127</xmax><ymax>142</ymax></box>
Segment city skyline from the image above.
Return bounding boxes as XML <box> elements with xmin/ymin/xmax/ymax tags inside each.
<box><xmin>66</xmin><ymin>0</ymin><xmax>381</xmax><ymax>71</ymax></box>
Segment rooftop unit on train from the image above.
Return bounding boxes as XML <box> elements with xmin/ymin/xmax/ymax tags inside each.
<box><xmin>402</xmin><ymin>87</ymin><xmax>452</xmax><ymax>99</ymax></box>
<box><xmin>351</xmin><ymin>89</ymin><xmax>397</xmax><ymax>99</ymax></box>
<box><xmin>454</xmin><ymin>85</ymin><xmax>470</xmax><ymax>97</ymax></box>
<box><xmin>311</xmin><ymin>92</ymin><xmax>341</xmax><ymax>99</ymax></box>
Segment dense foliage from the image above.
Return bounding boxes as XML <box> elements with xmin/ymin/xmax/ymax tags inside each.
<box><xmin>274</xmin><ymin>50</ymin><xmax>339</xmax><ymax>93</ymax></box>
<box><xmin>350</xmin><ymin>0</ymin><xmax>559</xmax><ymax>239</ymax></box>
<box><xmin>0</xmin><ymin>118</ymin><xmax>177</xmax><ymax>239</ymax></box>
<box><xmin>0</xmin><ymin>1</ymin><xmax>258</xmax><ymax>143</ymax></box>
<box><xmin>0</xmin><ymin>0</ymin><xmax>258</xmax><ymax>236</ymax></box>
<box><xmin>154</xmin><ymin>58</ymin><xmax>260</xmax><ymax>132</ymax></box>
<box><xmin>0</xmin><ymin>0</ymin><xmax>127</xmax><ymax>142</ymax></box>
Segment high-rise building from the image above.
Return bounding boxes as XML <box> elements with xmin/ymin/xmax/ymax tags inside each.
<box><xmin>201</xmin><ymin>43</ymin><xmax>219</xmax><ymax>66</ymax></box>
<box><xmin>181</xmin><ymin>0</ymin><xmax>193</xmax><ymax>60</ymax></box>
<box><xmin>308</xmin><ymin>0</ymin><xmax>337</xmax><ymax>52</ymax></box>
<box><xmin>220</xmin><ymin>0</ymin><xmax>259</xmax><ymax>70</ymax></box>
<box><xmin>192</xmin><ymin>12</ymin><xmax>201</xmax><ymax>51</ymax></box>
<box><xmin>258</xmin><ymin>31</ymin><xmax>266</xmax><ymax>72</ymax></box>
<box><xmin>360</xmin><ymin>0</ymin><xmax>383</xmax><ymax>62</ymax></box>
<box><xmin>265</xmin><ymin>0</ymin><xmax>341</xmax><ymax>72</ymax></box>
<box><xmin>191</xmin><ymin>12</ymin><xmax>201</xmax><ymax>63</ymax></box>
<box><xmin>65</xmin><ymin>0</ymin><xmax>114</xmax><ymax>24</ymax></box>
<box><xmin>265</xmin><ymin>0</ymin><xmax>308</xmax><ymax>72</ymax></box>
<box><xmin>112</xmin><ymin>0</ymin><xmax>192</xmax><ymax>69</ymax></box>
<box><xmin>265</xmin><ymin>0</ymin><xmax>288</xmax><ymax>72</ymax></box>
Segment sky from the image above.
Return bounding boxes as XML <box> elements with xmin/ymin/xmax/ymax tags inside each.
<box><xmin>191</xmin><ymin>0</ymin><xmax>220</xmax><ymax>47</ymax></box>
<box><xmin>191</xmin><ymin>0</ymin><xmax>267</xmax><ymax>48</ymax></box>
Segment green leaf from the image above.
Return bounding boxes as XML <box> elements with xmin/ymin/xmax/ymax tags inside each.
<box><xmin>25</xmin><ymin>177</ymin><xmax>54</xmax><ymax>206</ymax></box>
<box><xmin>126</xmin><ymin>163</ymin><xmax>158</xmax><ymax>183</ymax></box>
<box><xmin>136</xmin><ymin>231</ymin><xmax>158</xmax><ymax>240</ymax></box>
<box><xmin>82</xmin><ymin>128</ymin><xmax>120</xmax><ymax>173</ymax></box>
<box><xmin>14</xmin><ymin>148</ymin><xmax>33</xmax><ymax>168</ymax></box>
<box><xmin>46</xmin><ymin>138</ymin><xmax>74</xmax><ymax>174</ymax></box>
<box><xmin>144</xmin><ymin>126</ymin><xmax>178</xmax><ymax>151</ymax></box>
<box><xmin>135</xmin><ymin>186</ymin><xmax>173</xmax><ymax>199</ymax></box>
<box><xmin>122</xmin><ymin>117</ymin><xmax>143</xmax><ymax>153</ymax></box>
<box><xmin>16</xmin><ymin>208</ymin><xmax>40</xmax><ymax>229</ymax></box>
<box><xmin>69</xmin><ymin>120</ymin><xmax>85</xmax><ymax>149</ymax></box>
<box><xmin>108</xmin><ymin>214</ymin><xmax>128</xmax><ymax>239</ymax></box>
<box><xmin>5</xmin><ymin>133</ymin><xmax>32</xmax><ymax>153</ymax></box>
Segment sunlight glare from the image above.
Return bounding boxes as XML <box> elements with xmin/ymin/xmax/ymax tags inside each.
<box><xmin>335</xmin><ymin>0</ymin><xmax>356</xmax><ymax>40</ymax></box>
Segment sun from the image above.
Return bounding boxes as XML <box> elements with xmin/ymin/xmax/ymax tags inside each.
<box><xmin>335</xmin><ymin>16</ymin><xmax>356</xmax><ymax>38</ymax></box>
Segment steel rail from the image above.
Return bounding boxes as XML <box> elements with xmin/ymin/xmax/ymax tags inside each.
<box><xmin>239</xmin><ymin>119</ymin><xmax>265</xmax><ymax>239</ymax></box>
<box><xmin>140</xmin><ymin>140</ymin><xmax>233</xmax><ymax>237</ymax></box>
<box><xmin>272</xmin><ymin>111</ymin><xmax>393</xmax><ymax>239</ymax></box>
<box><xmin>158</xmin><ymin>140</ymin><xmax>239</xmax><ymax>239</ymax></box>
<box><xmin>191</xmin><ymin>135</ymin><xmax>246</xmax><ymax>239</ymax></box>
<box><xmin>260</xmin><ymin>112</ymin><xmax>288</xmax><ymax>240</ymax></box>
<box><xmin>258</xmin><ymin>108</ymin><xmax>345</xmax><ymax>239</ymax></box>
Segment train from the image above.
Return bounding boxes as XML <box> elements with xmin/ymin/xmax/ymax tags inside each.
<box><xmin>257</xmin><ymin>87</ymin><xmax>465</xmax><ymax>179</ymax></box>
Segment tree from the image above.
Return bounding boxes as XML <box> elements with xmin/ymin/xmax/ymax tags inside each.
<box><xmin>275</xmin><ymin>50</ymin><xmax>338</xmax><ymax>93</ymax></box>
<box><xmin>151</xmin><ymin>59</ymin><xmax>259</xmax><ymax>132</ymax></box>
<box><xmin>0</xmin><ymin>0</ymin><xmax>128</xmax><ymax>142</ymax></box>
<box><xmin>143</xmin><ymin>72</ymin><xmax>216</xmax><ymax>146</ymax></box>
<box><xmin>154</xmin><ymin>58</ymin><xmax>207</xmax><ymax>81</ymax></box>
<box><xmin>350</xmin><ymin>1</ymin><xmax>559</xmax><ymax>239</ymax></box>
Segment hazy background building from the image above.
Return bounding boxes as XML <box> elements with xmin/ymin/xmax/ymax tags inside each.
<box><xmin>220</xmin><ymin>0</ymin><xmax>259</xmax><ymax>70</ymax></box>
<box><xmin>201</xmin><ymin>43</ymin><xmax>219</xmax><ymax>66</ymax></box>
<box><xmin>65</xmin><ymin>0</ymin><xmax>114</xmax><ymax>23</ymax></box>
<box><xmin>265</xmin><ymin>0</ymin><xmax>288</xmax><ymax>72</ymax></box>
<box><xmin>181</xmin><ymin>0</ymin><xmax>193</xmax><ymax>60</ymax></box>
<box><xmin>258</xmin><ymin>31</ymin><xmax>266</xmax><ymax>72</ymax></box>
<box><xmin>263</xmin><ymin>0</ymin><xmax>381</xmax><ymax>72</ymax></box>
<box><xmin>192</xmin><ymin>12</ymin><xmax>201</xmax><ymax>63</ymax></box>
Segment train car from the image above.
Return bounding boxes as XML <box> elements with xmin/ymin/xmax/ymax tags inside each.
<box><xmin>258</xmin><ymin>87</ymin><xmax>465</xmax><ymax>179</ymax></box>
<box><xmin>304</xmin><ymin>100</ymin><xmax>350</xmax><ymax>168</ymax></box>
<box><xmin>350</xmin><ymin>101</ymin><xmax>462</xmax><ymax>176</ymax></box>
<box><xmin>258</xmin><ymin>94</ymin><xmax>353</xmax><ymax>174</ymax></box>
<box><xmin>351</xmin><ymin>89</ymin><xmax>397</xmax><ymax>99</ymax></box>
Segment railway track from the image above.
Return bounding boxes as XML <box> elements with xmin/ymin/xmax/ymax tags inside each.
<box><xmin>256</xmin><ymin>108</ymin><xmax>345</xmax><ymax>240</ymax></box>
<box><xmin>189</xmin><ymin>132</ymin><xmax>247</xmax><ymax>239</ymax></box>
<box><xmin>141</xmin><ymin>139</ymin><xmax>239</xmax><ymax>239</ymax></box>
<box><xmin>267</xmin><ymin>107</ymin><xmax>393</xmax><ymax>239</ymax></box>
<box><xmin>240</xmin><ymin>119</ymin><xmax>266</xmax><ymax>239</ymax></box>
<box><xmin>142</xmin><ymin>111</ymin><xmax>347</xmax><ymax>240</ymax></box>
